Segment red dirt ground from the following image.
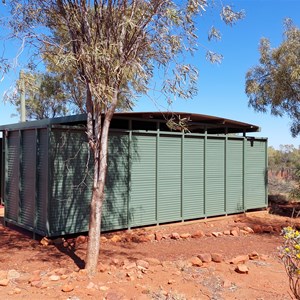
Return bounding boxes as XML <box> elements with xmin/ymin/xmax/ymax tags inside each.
<box><xmin>0</xmin><ymin>207</ymin><xmax>299</xmax><ymax>300</ymax></box>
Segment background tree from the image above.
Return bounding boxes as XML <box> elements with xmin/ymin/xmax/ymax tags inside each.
<box><xmin>2</xmin><ymin>0</ymin><xmax>244</xmax><ymax>275</ymax></box>
<box><xmin>7</xmin><ymin>72</ymin><xmax>70</xmax><ymax>119</ymax></box>
<box><xmin>245</xmin><ymin>19</ymin><xmax>300</xmax><ymax>137</ymax></box>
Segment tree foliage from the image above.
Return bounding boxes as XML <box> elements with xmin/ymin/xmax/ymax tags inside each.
<box><xmin>2</xmin><ymin>0</ymin><xmax>244</xmax><ymax>275</ymax></box>
<box><xmin>7</xmin><ymin>72</ymin><xmax>71</xmax><ymax>119</ymax></box>
<box><xmin>245</xmin><ymin>19</ymin><xmax>300</xmax><ymax>137</ymax></box>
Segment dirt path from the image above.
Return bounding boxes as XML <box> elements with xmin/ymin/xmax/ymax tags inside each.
<box><xmin>0</xmin><ymin>210</ymin><xmax>298</xmax><ymax>299</ymax></box>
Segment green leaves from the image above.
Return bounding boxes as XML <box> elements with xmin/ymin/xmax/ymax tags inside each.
<box><xmin>245</xmin><ymin>19</ymin><xmax>300</xmax><ymax>137</ymax></box>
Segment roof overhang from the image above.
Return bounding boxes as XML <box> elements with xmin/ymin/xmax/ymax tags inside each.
<box><xmin>0</xmin><ymin>111</ymin><xmax>260</xmax><ymax>134</ymax></box>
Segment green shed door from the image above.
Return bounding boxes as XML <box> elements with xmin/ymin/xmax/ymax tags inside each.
<box><xmin>226</xmin><ymin>139</ymin><xmax>244</xmax><ymax>213</ymax></box>
<box><xmin>183</xmin><ymin>137</ymin><xmax>204</xmax><ymax>219</ymax></box>
<box><xmin>245</xmin><ymin>140</ymin><xmax>267</xmax><ymax>209</ymax></box>
<box><xmin>102</xmin><ymin>133</ymin><xmax>129</xmax><ymax>231</ymax></box>
<box><xmin>157</xmin><ymin>135</ymin><xmax>181</xmax><ymax>223</ymax></box>
<box><xmin>6</xmin><ymin>131</ymin><xmax>20</xmax><ymax>222</ymax></box>
<box><xmin>130</xmin><ymin>134</ymin><xmax>156</xmax><ymax>227</ymax></box>
<box><xmin>206</xmin><ymin>138</ymin><xmax>225</xmax><ymax>216</ymax></box>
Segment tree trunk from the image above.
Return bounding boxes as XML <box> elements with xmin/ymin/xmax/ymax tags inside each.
<box><xmin>85</xmin><ymin>91</ymin><xmax>119</xmax><ymax>275</ymax></box>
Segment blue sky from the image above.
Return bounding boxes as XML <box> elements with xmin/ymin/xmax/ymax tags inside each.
<box><xmin>0</xmin><ymin>0</ymin><xmax>300</xmax><ymax>148</ymax></box>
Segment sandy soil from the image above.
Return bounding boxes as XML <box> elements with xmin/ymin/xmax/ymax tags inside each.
<box><xmin>0</xmin><ymin>207</ymin><xmax>299</xmax><ymax>300</ymax></box>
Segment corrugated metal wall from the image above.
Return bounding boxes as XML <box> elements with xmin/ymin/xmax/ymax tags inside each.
<box><xmin>6</xmin><ymin>131</ymin><xmax>20</xmax><ymax>222</ymax></box>
<box><xmin>128</xmin><ymin>133</ymin><xmax>267</xmax><ymax>228</ymax></box>
<box><xmin>20</xmin><ymin>129</ymin><xmax>36</xmax><ymax>228</ymax></box>
<box><xmin>49</xmin><ymin>128</ymin><xmax>91</xmax><ymax>235</ymax></box>
<box><xmin>4</xmin><ymin>129</ymin><xmax>49</xmax><ymax>233</ymax></box>
<box><xmin>3</xmin><ymin>126</ymin><xmax>267</xmax><ymax>236</ymax></box>
<box><xmin>245</xmin><ymin>140</ymin><xmax>267</xmax><ymax>209</ymax></box>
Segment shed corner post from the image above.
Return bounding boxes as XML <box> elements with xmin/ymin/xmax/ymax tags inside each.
<box><xmin>265</xmin><ymin>139</ymin><xmax>268</xmax><ymax>207</ymax></box>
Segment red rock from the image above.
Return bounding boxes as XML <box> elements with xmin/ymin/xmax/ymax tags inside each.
<box><xmin>230</xmin><ymin>255</ymin><xmax>249</xmax><ymax>265</ymax></box>
<box><xmin>197</xmin><ymin>253</ymin><xmax>212</xmax><ymax>263</ymax></box>
<box><xmin>76</xmin><ymin>235</ymin><xmax>86</xmax><ymax>244</ymax></box>
<box><xmin>136</xmin><ymin>260</ymin><xmax>149</xmax><ymax>269</ymax></box>
<box><xmin>146</xmin><ymin>234</ymin><xmax>155</xmax><ymax>241</ymax></box>
<box><xmin>235</xmin><ymin>264</ymin><xmax>249</xmax><ymax>274</ymax></box>
<box><xmin>155</xmin><ymin>232</ymin><xmax>163</xmax><ymax>241</ymax></box>
<box><xmin>252</xmin><ymin>225</ymin><xmax>263</xmax><ymax>233</ymax></box>
<box><xmin>110</xmin><ymin>235</ymin><xmax>122</xmax><ymax>243</ymax></box>
<box><xmin>62</xmin><ymin>284</ymin><xmax>74</xmax><ymax>292</ymax></box>
<box><xmin>190</xmin><ymin>257</ymin><xmax>203</xmax><ymax>267</ymax></box>
<box><xmin>212</xmin><ymin>232</ymin><xmax>223</xmax><ymax>237</ymax></box>
<box><xmin>30</xmin><ymin>280</ymin><xmax>42</xmax><ymax>287</ymax></box>
<box><xmin>180</xmin><ymin>233</ymin><xmax>191</xmax><ymax>239</ymax></box>
<box><xmin>211</xmin><ymin>253</ymin><xmax>223</xmax><ymax>263</ymax></box>
<box><xmin>230</xmin><ymin>230</ymin><xmax>239</xmax><ymax>237</ymax></box>
<box><xmin>49</xmin><ymin>275</ymin><xmax>60</xmax><ymax>281</ymax></box>
<box><xmin>99</xmin><ymin>263</ymin><xmax>109</xmax><ymax>273</ymax></box>
<box><xmin>243</xmin><ymin>226</ymin><xmax>254</xmax><ymax>233</ymax></box>
<box><xmin>12</xmin><ymin>288</ymin><xmax>21</xmax><ymax>294</ymax></box>
<box><xmin>262</xmin><ymin>225</ymin><xmax>273</xmax><ymax>233</ymax></box>
<box><xmin>240</xmin><ymin>230</ymin><xmax>249</xmax><ymax>235</ymax></box>
<box><xmin>28</xmin><ymin>275</ymin><xmax>41</xmax><ymax>283</ymax></box>
<box><xmin>123</xmin><ymin>261</ymin><xmax>136</xmax><ymax>270</ymax></box>
<box><xmin>223</xmin><ymin>230</ymin><xmax>231</xmax><ymax>235</ymax></box>
<box><xmin>0</xmin><ymin>279</ymin><xmax>9</xmax><ymax>286</ymax></box>
<box><xmin>170</xmin><ymin>232</ymin><xmax>181</xmax><ymax>240</ymax></box>
<box><xmin>40</xmin><ymin>237</ymin><xmax>52</xmax><ymax>246</ymax></box>
<box><xmin>249</xmin><ymin>251</ymin><xmax>259</xmax><ymax>260</ymax></box>
<box><xmin>191</xmin><ymin>230</ymin><xmax>205</xmax><ymax>238</ymax></box>
<box><xmin>205</xmin><ymin>232</ymin><xmax>213</xmax><ymax>237</ymax></box>
<box><xmin>138</xmin><ymin>235</ymin><xmax>151</xmax><ymax>243</ymax></box>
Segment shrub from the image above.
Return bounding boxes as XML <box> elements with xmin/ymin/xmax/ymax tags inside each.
<box><xmin>281</xmin><ymin>226</ymin><xmax>300</xmax><ymax>299</ymax></box>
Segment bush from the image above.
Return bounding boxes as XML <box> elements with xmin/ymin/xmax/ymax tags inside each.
<box><xmin>281</xmin><ymin>226</ymin><xmax>300</xmax><ymax>299</ymax></box>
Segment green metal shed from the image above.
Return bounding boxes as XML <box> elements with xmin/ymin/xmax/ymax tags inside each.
<box><xmin>0</xmin><ymin>112</ymin><xmax>268</xmax><ymax>237</ymax></box>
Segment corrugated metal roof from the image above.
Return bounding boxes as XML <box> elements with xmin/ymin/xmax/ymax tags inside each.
<box><xmin>0</xmin><ymin>111</ymin><xmax>260</xmax><ymax>133</ymax></box>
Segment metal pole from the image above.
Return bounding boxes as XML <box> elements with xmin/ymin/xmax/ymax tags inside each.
<box><xmin>19</xmin><ymin>70</ymin><xmax>26</xmax><ymax>122</ymax></box>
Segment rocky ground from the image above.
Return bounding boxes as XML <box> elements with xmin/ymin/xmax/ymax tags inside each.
<box><xmin>0</xmin><ymin>206</ymin><xmax>299</xmax><ymax>300</ymax></box>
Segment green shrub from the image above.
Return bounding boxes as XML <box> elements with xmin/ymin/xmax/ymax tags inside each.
<box><xmin>281</xmin><ymin>226</ymin><xmax>300</xmax><ymax>299</ymax></box>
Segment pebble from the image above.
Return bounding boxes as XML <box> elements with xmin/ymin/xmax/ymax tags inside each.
<box><xmin>235</xmin><ymin>264</ymin><xmax>249</xmax><ymax>274</ymax></box>
<box><xmin>62</xmin><ymin>284</ymin><xmax>74</xmax><ymax>292</ymax></box>
<box><xmin>0</xmin><ymin>279</ymin><xmax>9</xmax><ymax>286</ymax></box>
<box><xmin>49</xmin><ymin>275</ymin><xmax>60</xmax><ymax>281</ymax></box>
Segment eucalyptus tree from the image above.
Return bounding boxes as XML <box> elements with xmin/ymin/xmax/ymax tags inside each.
<box><xmin>2</xmin><ymin>0</ymin><xmax>244</xmax><ymax>274</ymax></box>
<box><xmin>246</xmin><ymin>19</ymin><xmax>300</xmax><ymax>137</ymax></box>
<box><xmin>7</xmin><ymin>72</ymin><xmax>72</xmax><ymax>119</ymax></box>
